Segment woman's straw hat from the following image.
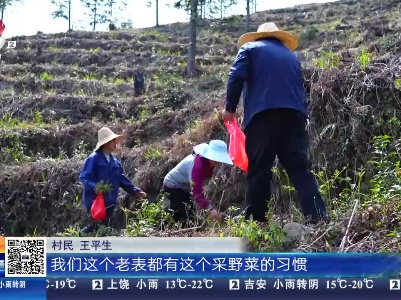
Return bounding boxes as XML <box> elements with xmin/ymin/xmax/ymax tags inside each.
<box><xmin>95</xmin><ymin>127</ymin><xmax>125</xmax><ymax>151</ymax></box>
<box><xmin>237</xmin><ymin>22</ymin><xmax>298</xmax><ymax>51</ymax></box>
<box><xmin>193</xmin><ymin>140</ymin><xmax>233</xmax><ymax>165</ymax></box>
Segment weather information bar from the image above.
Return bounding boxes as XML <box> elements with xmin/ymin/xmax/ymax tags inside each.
<box><xmin>2</xmin><ymin>237</ymin><xmax>401</xmax><ymax>299</ymax></box>
<box><xmin>41</xmin><ymin>277</ymin><xmax>401</xmax><ymax>299</ymax></box>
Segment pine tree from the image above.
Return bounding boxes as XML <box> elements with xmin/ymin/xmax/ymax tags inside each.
<box><xmin>0</xmin><ymin>0</ymin><xmax>23</xmax><ymax>21</ymax></box>
<box><xmin>51</xmin><ymin>0</ymin><xmax>72</xmax><ymax>31</ymax></box>
<box><xmin>146</xmin><ymin>0</ymin><xmax>160</xmax><ymax>27</ymax></box>
<box><xmin>81</xmin><ymin>0</ymin><xmax>108</xmax><ymax>30</ymax></box>
<box><xmin>105</xmin><ymin>0</ymin><xmax>127</xmax><ymax>27</ymax></box>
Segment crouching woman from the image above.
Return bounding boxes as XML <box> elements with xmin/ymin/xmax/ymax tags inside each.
<box><xmin>162</xmin><ymin>140</ymin><xmax>233</xmax><ymax>224</ymax></box>
<box><xmin>79</xmin><ymin>127</ymin><xmax>146</xmax><ymax>233</ymax></box>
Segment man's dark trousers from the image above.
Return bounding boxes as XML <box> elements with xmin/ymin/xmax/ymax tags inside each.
<box><xmin>244</xmin><ymin>108</ymin><xmax>327</xmax><ymax>223</ymax></box>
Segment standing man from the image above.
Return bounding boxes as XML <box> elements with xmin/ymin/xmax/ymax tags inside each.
<box><xmin>221</xmin><ymin>23</ymin><xmax>328</xmax><ymax>224</ymax></box>
<box><xmin>134</xmin><ymin>72</ymin><xmax>146</xmax><ymax>96</ymax></box>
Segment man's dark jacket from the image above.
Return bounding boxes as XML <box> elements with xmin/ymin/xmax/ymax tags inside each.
<box><xmin>225</xmin><ymin>38</ymin><xmax>308</xmax><ymax>129</ymax></box>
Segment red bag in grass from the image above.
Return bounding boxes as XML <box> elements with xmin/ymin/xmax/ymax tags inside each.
<box><xmin>224</xmin><ymin>119</ymin><xmax>248</xmax><ymax>172</ymax></box>
<box><xmin>91</xmin><ymin>193</ymin><xmax>106</xmax><ymax>221</ymax></box>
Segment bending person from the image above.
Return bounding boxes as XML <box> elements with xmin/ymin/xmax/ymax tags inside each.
<box><xmin>162</xmin><ymin>140</ymin><xmax>233</xmax><ymax>224</ymax></box>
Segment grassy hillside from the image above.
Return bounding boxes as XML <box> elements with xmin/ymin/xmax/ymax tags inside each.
<box><xmin>0</xmin><ymin>0</ymin><xmax>401</xmax><ymax>251</ymax></box>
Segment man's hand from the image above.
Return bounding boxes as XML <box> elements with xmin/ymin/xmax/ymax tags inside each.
<box><xmin>221</xmin><ymin>109</ymin><xmax>235</xmax><ymax>122</ymax></box>
<box><xmin>134</xmin><ymin>190</ymin><xmax>147</xmax><ymax>199</ymax></box>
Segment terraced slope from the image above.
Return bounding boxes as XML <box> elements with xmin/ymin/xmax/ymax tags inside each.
<box><xmin>0</xmin><ymin>0</ymin><xmax>400</xmax><ymax>251</ymax></box>
<box><xmin>0</xmin><ymin>28</ymin><xmax>240</xmax><ymax>236</ymax></box>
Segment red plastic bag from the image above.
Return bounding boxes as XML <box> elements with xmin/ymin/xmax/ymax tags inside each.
<box><xmin>91</xmin><ymin>193</ymin><xmax>106</xmax><ymax>221</ymax></box>
<box><xmin>224</xmin><ymin>119</ymin><xmax>248</xmax><ymax>172</ymax></box>
<box><xmin>0</xmin><ymin>20</ymin><xmax>5</xmax><ymax>35</ymax></box>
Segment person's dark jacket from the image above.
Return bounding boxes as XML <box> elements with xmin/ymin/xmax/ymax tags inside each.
<box><xmin>79</xmin><ymin>151</ymin><xmax>141</xmax><ymax>209</ymax></box>
<box><xmin>225</xmin><ymin>38</ymin><xmax>308</xmax><ymax>129</ymax></box>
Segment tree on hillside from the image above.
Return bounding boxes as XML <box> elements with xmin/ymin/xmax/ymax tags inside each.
<box><xmin>208</xmin><ymin>0</ymin><xmax>237</xmax><ymax>19</ymax></box>
<box><xmin>251</xmin><ymin>0</ymin><xmax>256</xmax><ymax>13</ymax></box>
<box><xmin>0</xmin><ymin>0</ymin><xmax>23</xmax><ymax>21</ymax></box>
<box><xmin>174</xmin><ymin>0</ymin><xmax>237</xmax><ymax>77</ymax></box>
<box><xmin>146</xmin><ymin>0</ymin><xmax>160</xmax><ymax>27</ymax></box>
<box><xmin>186</xmin><ymin>0</ymin><xmax>198</xmax><ymax>77</ymax></box>
<box><xmin>245</xmin><ymin>0</ymin><xmax>250</xmax><ymax>31</ymax></box>
<box><xmin>245</xmin><ymin>0</ymin><xmax>257</xmax><ymax>30</ymax></box>
<box><xmin>197</xmin><ymin>0</ymin><xmax>236</xmax><ymax>19</ymax></box>
<box><xmin>176</xmin><ymin>0</ymin><xmax>236</xmax><ymax>21</ymax></box>
<box><xmin>198</xmin><ymin>0</ymin><xmax>205</xmax><ymax>19</ymax></box>
<box><xmin>51</xmin><ymin>0</ymin><xmax>72</xmax><ymax>31</ymax></box>
<box><xmin>175</xmin><ymin>0</ymin><xmax>199</xmax><ymax>77</ymax></box>
<box><xmin>105</xmin><ymin>0</ymin><xmax>127</xmax><ymax>27</ymax></box>
<box><xmin>81</xmin><ymin>0</ymin><xmax>108</xmax><ymax>30</ymax></box>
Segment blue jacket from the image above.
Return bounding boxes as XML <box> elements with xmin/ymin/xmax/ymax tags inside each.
<box><xmin>79</xmin><ymin>151</ymin><xmax>141</xmax><ymax>209</ymax></box>
<box><xmin>225</xmin><ymin>38</ymin><xmax>308</xmax><ymax>129</ymax></box>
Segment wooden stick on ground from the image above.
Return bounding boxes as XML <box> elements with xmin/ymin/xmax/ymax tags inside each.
<box><xmin>339</xmin><ymin>199</ymin><xmax>359</xmax><ymax>252</ymax></box>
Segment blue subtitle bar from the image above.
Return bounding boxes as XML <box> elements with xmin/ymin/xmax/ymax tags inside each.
<box><xmin>46</xmin><ymin>253</ymin><xmax>401</xmax><ymax>278</ymax></box>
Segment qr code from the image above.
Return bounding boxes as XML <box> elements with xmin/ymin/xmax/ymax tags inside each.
<box><xmin>5</xmin><ymin>237</ymin><xmax>47</xmax><ymax>277</ymax></box>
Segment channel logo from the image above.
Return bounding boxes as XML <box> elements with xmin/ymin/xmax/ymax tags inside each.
<box><xmin>0</xmin><ymin>20</ymin><xmax>16</xmax><ymax>50</ymax></box>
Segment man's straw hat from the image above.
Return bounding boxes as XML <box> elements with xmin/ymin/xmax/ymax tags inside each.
<box><xmin>95</xmin><ymin>127</ymin><xmax>125</xmax><ymax>151</ymax></box>
<box><xmin>237</xmin><ymin>22</ymin><xmax>298</xmax><ymax>51</ymax></box>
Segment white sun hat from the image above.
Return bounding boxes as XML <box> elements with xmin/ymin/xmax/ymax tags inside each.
<box><xmin>94</xmin><ymin>127</ymin><xmax>125</xmax><ymax>151</ymax></box>
<box><xmin>193</xmin><ymin>140</ymin><xmax>233</xmax><ymax>165</ymax></box>
<box><xmin>193</xmin><ymin>142</ymin><xmax>208</xmax><ymax>154</ymax></box>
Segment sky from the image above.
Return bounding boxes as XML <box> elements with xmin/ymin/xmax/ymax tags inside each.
<box><xmin>1</xmin><ymin>0</ymin><xmax>336</xmax><ymax>38</ymax></box>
